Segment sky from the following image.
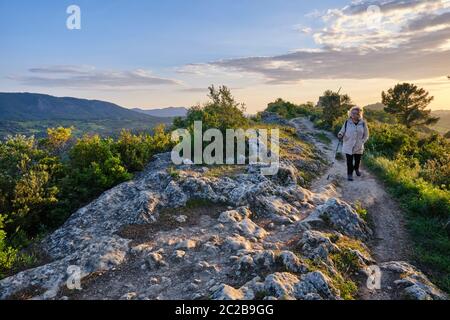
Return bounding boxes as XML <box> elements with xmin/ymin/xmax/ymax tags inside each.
<box><xmin>1</xmin><ymin>0</ymin><xmax>450</xmax><ymax>113</ymax></box>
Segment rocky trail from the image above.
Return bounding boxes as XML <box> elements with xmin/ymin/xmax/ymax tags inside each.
<box><xmin>292</xmin><ymin>118</ymin><xmax>412</xmax><ymax>262</ymax></box>
<box><xmin>0</xmin><ymin>114</ymin><xmax>447</xmax><ymax>301</ymax></box>
<box><xmin>291</xmin><ymin>118</ymin><xmax>415</xmax><ymax>300</ymax></box>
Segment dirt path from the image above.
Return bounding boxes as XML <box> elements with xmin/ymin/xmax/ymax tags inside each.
<box><xmin>291</xmin><ymin>117</ymin><xmax>413</xmax><ymax>300</ymax></box>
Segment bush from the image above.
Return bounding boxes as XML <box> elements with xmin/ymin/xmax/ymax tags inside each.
<box><xmin>115</xmin><ymin>130</ymin><xmax>153</xmax><ymax>172</ymax></box>
<box><xmin>0</xmin><ymin>216</ymin><xmax>18</xmax><ymax>278</ymax></box>
<box><xmin>115</xmin><ymin>125</ymin><xmax>173</xmax><ymax>172</ymax></box>
<box><xmin>40</xmin><ymin>127</ymin><xmax>73</xmax><ymax>154</ymax></box>
<box><xmin>174</xmin><ymin>85</ymin><xmax>248</xmax><ymax>133</ymax></box>
<box><xmin>265</xmin><ymin>98</ymin><xmax>319</xmax><ymax>120</ymax></box>
<box><xmin>67</xmin><ymin>135</ymin><xmax>131</xmax><ymax>194</ymax></box>
<box><xmin>0</xmin><ymin>135</ymin><xmax>61</xmax><ymax>237</ymax></box>
<box><xmin>365</xmin><ymin>123</ymin><xmax>418</xmax><ymax>159</ymax></box>
<box><xmin>317</xmin><ymin>90</ymin><xmax>354</xmax><ymax>129</ymax></box>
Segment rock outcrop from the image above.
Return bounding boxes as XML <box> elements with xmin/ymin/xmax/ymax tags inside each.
<box><xmin>380</xmin><ymin>261</ymin><xmax>447</xmax><ymax>300</ymax></box>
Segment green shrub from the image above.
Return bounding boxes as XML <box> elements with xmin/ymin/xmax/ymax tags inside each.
<box><xmin>0</xmin><ymin>215</ymin><xmax>18</xmax><ymax>277</ymax></box>
<box><xmin>317</xmin><ymin>90</ymin><xmax>354</xmax><ymax>129</ymax></box>
<box><xmin>265</xmin><ymin>98</ymin><xmax>319</xmax><ymax>120</ymax></box>
<box><xmin>174</xmin><ymin>85</ymin><xmax>248</xmax><ymax>133</ymax></box>
<box><xmin>365</xmin><ymin>123</ymin><xmax>418</xmax><ymax>159</ymax></box>
<box><xmin>0</xmin><ymin>135</ymin><xmax>61</xmax><ymax>237</ymax></box>
<box><xmin>116</xmin><ymin>130</ymin><xmax>153</xmax><ymax>172</ymax></box>
<box><xmin>67</xmin><ymin>135</ymin><xmax>131</xmax><ymax>195</ymax></box>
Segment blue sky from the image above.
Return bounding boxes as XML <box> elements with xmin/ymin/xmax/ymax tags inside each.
<box><xmin>1</xmin><ymin>0</ymin><xmax>450</xmax><ymax>111</ymax></box>
<box><xmin>1</xmin><ymin>1</ymin><xmax>340</xmax><ymax>69</ymax></box>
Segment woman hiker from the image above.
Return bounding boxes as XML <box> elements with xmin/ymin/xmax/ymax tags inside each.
<box><xmin>337</xmin><ymin>106</ymin><xmax>370</xmax><ymax>181</ymax></box>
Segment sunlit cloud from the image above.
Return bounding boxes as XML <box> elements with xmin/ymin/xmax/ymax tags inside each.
<box><xmin>9</xmin><ymin>66</ymin><xmax>181</xmax><ymax>90</ymax></box>
<box><xmin>190</xmin><ymin>0</ymin><xmax>450</xmax><ymax>85</ymax></box>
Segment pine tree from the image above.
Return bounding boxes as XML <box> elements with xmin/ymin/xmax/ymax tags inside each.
<box><xmin>382</xmin><ymin>83</ymin><xmax>439</xmax><ymax>128</ymax></box>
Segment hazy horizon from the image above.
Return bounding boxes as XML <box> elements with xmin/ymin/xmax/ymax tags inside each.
<box><xmin>1</xmin><ymin>0</ymin><xmax>450</xmax><ymax>112</ymax></box>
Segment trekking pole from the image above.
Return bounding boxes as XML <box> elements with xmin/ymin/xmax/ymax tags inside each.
<box><xmin>334</xmin><ymin>139</ymin><xmax>342</xmax><ymax>158</ymax></box>
<box><xmin>327</xmin><ymin>139</ymin><xmax>343</xmax><ymax>180</ymax></box>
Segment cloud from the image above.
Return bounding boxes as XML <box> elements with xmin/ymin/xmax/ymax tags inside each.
<box><xmin>293</xmin><ymin>25</ymin><xmax>313</xmax><ymax>34</ymax></box>
<box><xmin>406</xmin><ymin>11</ymin><xmax>450</xmax><ymax>31</ymax></box>
<box><xmin>10</xmin><ymin>66</ymin><xmax>181</xmax><ymax>89</ymax></box>
<box><xmin>178</xmin><ymin>86</ymin><xmax>243</xmax><ymax>93</ymax></box>
<box><xmin>193</xmin><ymin>0</ymin><xmax>450</xmax><ymax>84</ymax></box>
<box><xmin>178</xmin><ymin>87</ymin><xmax>209</xmax><ymax>93</ymax></box>
<box><xmin>28</xmin><ymin>65</ymin><xmax>96</xmax><ymax>75</ymax></box>
<box><xmin>315</xmin><ymin>0</ymin><xmax>450</xmax><ymax>50</ymax></box>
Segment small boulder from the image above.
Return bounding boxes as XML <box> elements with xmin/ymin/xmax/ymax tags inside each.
<box><xmin>253</xmin><ymin>250</ymin><xmax>277</xmax><ymax>270</ymax></box>
<box><xmin>175</xmin><ymin>239</ymin><xmax>197</xmax><ymax>250</ymax></box>
<box><xmin>298</xmin><ymin>230</ymin><xmax>340</xmax><ymax>261</ymax></box>
<box><xmin>279</xmin><ymin>251</ymin><xmax>308</xmax><ymax>274</ymax></box>
<box><xmin>264</xmin><ymin>272</ymin><xmax>300</xmax><ymax>299</ymax></box>
<box><xmin>145</xmin><ymin>252</ymin><xmax>167</xmax><ymax>270</ymax></box>
<box><xmin>294</xmin><ymin>271</ymin><xmax>339</xmax><ymax>300</ymax></box>
<box><xmin>223</xmin><ymin>235</ymin><xmax>253</xmax><ymax>251</ymax></box>
<box><xmin>314</xmin><ymin>198</ymin><xmax>372</xmax><ymax>240</ymax></box>
<box><xmin>211</xmin><ymin>284</ymin><xmax>245</xmax><ymax>300</ymax></box>
<box><xmin>381</xmin><ymin>261</ymin><xmax>448</xmax><ymax>300</ymax></box>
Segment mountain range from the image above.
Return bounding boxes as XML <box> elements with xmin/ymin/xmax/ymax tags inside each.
<box><xmin>0</xmin><ymin>93</ymin><xmax>160</xmax><ymax>121</ymax></box>
<box><xmin>132</xmin><ymin>107</ymin><xmax>188</xmax><ymax>118</ymax></box>
<box><xmin>0</xmin><ymin>93</ymin><xmax>177</xmax><ymax>138</ymax></box>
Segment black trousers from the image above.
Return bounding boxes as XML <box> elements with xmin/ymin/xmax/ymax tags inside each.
<box><xmin>346</xmin><ymin>154</ymin><xmax>362</xmax><ymax>175</ymax></box>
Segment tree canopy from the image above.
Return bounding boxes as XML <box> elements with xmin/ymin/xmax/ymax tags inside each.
<box><xmin>382</xmin><ymin>83</ymin><xmax>439</xmax><ymax>128</ymax></box>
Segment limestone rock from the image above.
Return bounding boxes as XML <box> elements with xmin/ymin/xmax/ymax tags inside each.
<box><xmin>223</xmin><ymin>235</ymin><xmax>253</xmax><ymax>251</ymax></box>
<box><xmin>314</xmin><ymin>198</ymin><xmax>372</xmax><ymax>240</ymax></box>
<box><xmin>278</xmin><ymin>251</ymin><xmax>308</xmax><ymax>274</ymax></box>
<box><xmin>294</xmin><ymin>271</ymin><xmax>339</xmax><ymax>300</ymax></box>
<box><xmin>263</xmin><ymin>272</ymin><xmax>300</xmax><ymax>300</ymax></box>
<box><xmin>381</xmin><ymin>261</ymin><xmax>447</xmax><ymax>300</ymax></box>
<box><xmin>298</xmin><ymin>230</ymin><xmax>340</xmax><ymax>261</ymax></box>
<box><xmin>211</xmin><ymin>284</ymin><xmax>246</xmax><ymax>300</ymax></box>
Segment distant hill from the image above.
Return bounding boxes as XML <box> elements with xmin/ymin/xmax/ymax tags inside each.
<box><xmin>133</xmin><ymin>107</ymin><xmax>188</xmax><ymax>118</ymax></box>
<box><xmin>364</xmin><ymin>103</ymin><xmax>385</xmax><ymax>111</ymax></box>
<box><xmin>363</xmin><ymin>102</ymin><xmax>450</xmax><ymax>135</ymax></box>
<box><xmin>0</xmin><ymin>92</ymin><xmax>158</xmax><ymax>121</ymax></box>
<box><xmin>0</xmin><ymin>93</ymin><xmax>172</xmax><ymax>138</ymax></box>
<box><xmin>431</xmin><ymin>110</ymin><xmax>450</xmax><ymax>134</ymax></box>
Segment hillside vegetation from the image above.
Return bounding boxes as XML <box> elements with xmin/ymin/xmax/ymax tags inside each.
<box><xmin>0</xmin><ymin>125</ymin><xmax>173</xmax><ymax>277</ymax></box>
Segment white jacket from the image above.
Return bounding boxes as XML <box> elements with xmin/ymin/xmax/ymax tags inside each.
<box><xmin>338</xmin><ymin>119</ymin><xmax>370</xmax><ymax>155</ymax></box>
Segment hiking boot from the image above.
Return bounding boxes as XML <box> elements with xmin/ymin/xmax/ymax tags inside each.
<box><xmin>348</xmin><ymin>175</ymin><xmax>354</xmax><ymax>181</ymax></box>
<box><xmin>355</xmin><ymin>169</ymin><xmax>361</xmax><ymax>177</ymax></box>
